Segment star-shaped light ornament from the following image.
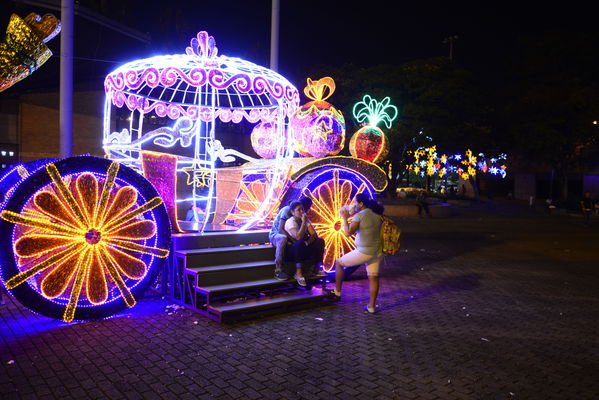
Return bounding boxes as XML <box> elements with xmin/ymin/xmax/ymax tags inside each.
<box><xmin>182</xmin><ymin>163</ymin><xmax>211</xmax><ymax>188</ymax></box>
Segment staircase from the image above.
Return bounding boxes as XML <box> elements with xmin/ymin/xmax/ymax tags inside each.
<box><xmin>167</xmin><ymin>229</ymin><xmax>335</xmax><ymax>322</ymax></box>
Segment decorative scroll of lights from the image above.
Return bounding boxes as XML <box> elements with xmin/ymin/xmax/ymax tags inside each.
<box><xmin>0</xmin><ymin>156</ymin><xmax>170</xmax><ymax>322</ymax></box>
<box><xmin>103</xmin><ymin>32</ymin><xmax>300</xmax><ymax>123</ymax></box>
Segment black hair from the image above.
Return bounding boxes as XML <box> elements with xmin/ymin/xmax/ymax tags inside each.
<box><xmin>354</xmin><ymin>193</ymin><xmax>384</xmax><ymax>215</ymax></box>
<box><xmin>299</xmin><ymin>196</ymin><xmax>313</xmax><ymax>211</ymax></box>
<box><xmin>289</xmin><ymin>201</ymin><xmax>303</xmax><ymax>212</ymax></box>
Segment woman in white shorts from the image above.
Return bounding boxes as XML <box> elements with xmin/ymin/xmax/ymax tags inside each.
<box><xmin>333</xmin><ymin>193</ymin><xmax>384</xmax><ymax>313</ymax></box>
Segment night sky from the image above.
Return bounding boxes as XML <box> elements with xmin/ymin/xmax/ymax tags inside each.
<box><xmin>2</xmin><ymin>0</ymin><xmax>598</xmax><ymax>90</ymax></box>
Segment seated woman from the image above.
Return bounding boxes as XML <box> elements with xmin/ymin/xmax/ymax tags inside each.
<box><xmin>334</xmin><ymin>193</ymin><xmax>384</xmax><ymax>313</ymax></box>
<box><xmin>284</xmin><ymin>201</ymin><xmax>325</xmax><ymax>287</ymax></box>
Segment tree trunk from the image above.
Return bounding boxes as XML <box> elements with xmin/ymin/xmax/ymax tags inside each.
<box><xmin>469</xmin><ymin>176</ymin><xmax>480</xmax><ymax>200</ymax></box>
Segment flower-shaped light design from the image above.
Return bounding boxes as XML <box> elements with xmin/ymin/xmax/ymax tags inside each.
<box><xmin>352</xmin><ymin>95</ymin><xmax>398</xmax><ymax>129</ymax></box>
<box><xmin>1</xmin><ymin>162</ymin><xmax>169</xmax><ymax>322</ymax></box>
<box><xmin>304</xmin><ymin>169</ymin><xmax>366</xmax><ymax>272</ymax></box>
<box><xmin>229</xmin><ymin>178</ymin><xmax>283</xmax><ymax>226</ymax></box>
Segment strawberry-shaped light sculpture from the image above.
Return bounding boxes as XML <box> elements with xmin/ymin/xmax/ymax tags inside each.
<box><xmin>289</xmin><ymin>77</ymin><xmax>345</xmax><ymax>158</ymax></box>
<box><xmin>349</xmin><ymin>95</ymin><xmax>398</xmax><ymax>164</ymax></box>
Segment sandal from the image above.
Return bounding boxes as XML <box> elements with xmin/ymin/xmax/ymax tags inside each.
<box><xmin>364</xmin><ymin>305</ymin><xmax>377</xmax><ymax>314</ymax></box>
<box><xmin>295</xmin><ymin>275</ymin><xmax>307</xmax><ymax>287</ymax></box>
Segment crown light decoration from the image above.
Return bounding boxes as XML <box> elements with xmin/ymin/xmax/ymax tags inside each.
<box><xmin>289</xmin><ymin>77</ymin><xmax>345</xmax><ymax>158</ymax></box>
<box><xmin>349</xmin><ymin>95</ymin><xmax>398</xmax><ymax>163</ymax></box>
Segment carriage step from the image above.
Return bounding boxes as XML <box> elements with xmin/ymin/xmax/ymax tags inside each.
<box><xmin>188</xmin><ymin>261</ymin><xmax>275</xmax><ymax>286</ymax></box>
<box><xmin>196</xmin><ymin>278</ymin><xmax>288</xmax><ymax>294</ymax></box>
<box><xmin>196</xmin><ymin>273</ymin><xmax>328</xmax><ymax>295</ymax></box>
<box><xmin>172</xmin><ymin>229</ymin><xmax>270</xmax><ymax>250</ymax></box>
<box><xmin>206</xmin><ymin>288</ymin><xmax>333</xmax><ymax>320</ymax></box>
<box><xmin>177</xmin><ymin>244</ymin><xmax>274</xmax><ymax>268</ymax></box>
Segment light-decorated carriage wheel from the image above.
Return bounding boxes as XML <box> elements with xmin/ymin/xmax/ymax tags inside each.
<box><xmin>279</xmin><ymin>156</ymin><xmax>388</xmax><ymax>273</ymax></box>
<box><xmin>0</xmin><ymin>156</ymin><xmax>171</xmax><ymax>322</ymax></box>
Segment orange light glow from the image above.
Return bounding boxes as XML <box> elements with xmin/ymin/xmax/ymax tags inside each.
<box><xmin>1</xmin><ymin>162</ymin><xmax>169</xmax><ymax>322</ymax></box>
<box><xmin>304</xmin><ymin>169</ymin><xmax>366</xmax><ymax>271</ymax></box>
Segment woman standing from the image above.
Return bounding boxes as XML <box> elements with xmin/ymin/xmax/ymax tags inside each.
<box><xmin>333</xmin><ymin>193</ymin><xmax>384</xmax><ymax>313</ymax></box>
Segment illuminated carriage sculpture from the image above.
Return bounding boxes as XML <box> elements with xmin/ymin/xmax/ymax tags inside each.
<box><xmin>0</xmin><ymin>32</ymin><xmax>387</xmax><ymax>322</ymax></box>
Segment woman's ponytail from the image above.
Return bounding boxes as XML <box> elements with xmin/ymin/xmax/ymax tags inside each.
<box><xmin>370</xmin><ymin>200</ymin><xmax>384</xmax><ymax>215</ymax></box>
<box><xmin>355</xmin><ymin>193</ymin><xmax>384</xmax><ymax>215</ymax></box>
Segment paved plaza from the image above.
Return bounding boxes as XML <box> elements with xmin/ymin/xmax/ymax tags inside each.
<box><xmin>1</xmin><ymin>201</ymin><xmax>598</xmax><ymax>399</ymax></box>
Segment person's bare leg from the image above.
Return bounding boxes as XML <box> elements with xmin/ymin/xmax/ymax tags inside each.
<box><xmin>335</xmin><ymin>260</ymin><xmax>344</xmax><ymax>294</ymax></box>
<box><xmin>368</xmin><ymin>275</ymin><xmax>379</xmax><ymax>310</ymax></box>
<box><xmin>295</xmin><ymin>263</ymin><xmax>304</xmax><ymax>277</ymax></box>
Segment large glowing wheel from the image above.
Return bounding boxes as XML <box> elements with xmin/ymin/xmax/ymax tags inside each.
<box><xmin>0</xmin><ymin>156</ymin><xmax>170</xmax><ymax>322</ymax></box>
<box><xmin>302</xmin><ymin>168</ymin><xmax>374</xmax><ymax>272</ymax></box>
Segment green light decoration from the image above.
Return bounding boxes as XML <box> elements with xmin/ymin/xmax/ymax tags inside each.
<box><xmin>349</xmin><ymin>95</ymin><xmax>398</xmax><ymax>163</ymax></box>
<box><xmin>352</xmin><ymin>95</ymin><xmax>398</xmax><ymax>129</ymax></box>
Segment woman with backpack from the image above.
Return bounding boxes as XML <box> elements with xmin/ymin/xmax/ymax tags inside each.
<box><xmin>333</xmin><ymin>192</ymin><xmax>384</xmax><ymax>313</ymax></box>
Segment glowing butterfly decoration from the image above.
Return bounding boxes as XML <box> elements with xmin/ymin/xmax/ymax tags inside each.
<box><xmin>0</xmin><ymin>13</ymin><xmax>61</xmax><ymax>92</ymax></box>
<box><xmin>349</xmin><ymin>95</ymin><xmax>398</xmax><ymax>163</ymax></box>
<box><xmin>290</xmin><ymin>77</ymin><xmax>345</xmax><ymax>158</ymax></box>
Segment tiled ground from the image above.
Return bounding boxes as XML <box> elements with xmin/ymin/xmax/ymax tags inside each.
<box><xmin>1</xmin><ymin>201</ymin><xmax>598</xmax><ymax>399</ymax></box>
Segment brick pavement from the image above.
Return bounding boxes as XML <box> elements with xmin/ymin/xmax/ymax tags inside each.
<box><xmin>1</xmin><ymin>201</ymin><xmax>598</xmax><ymax>399</ymax></box>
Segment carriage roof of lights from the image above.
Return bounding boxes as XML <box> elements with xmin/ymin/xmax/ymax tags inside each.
<box><xmin>104</xmin><ymin>31</ymin><xmax>300</xmax><ymax>123</ymax></box>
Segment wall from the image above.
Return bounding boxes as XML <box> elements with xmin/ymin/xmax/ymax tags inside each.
<box><xmin>18</xmin><ymin>91</ymin><xmax>104</xmax><ymax>162</ymax></box>
<box><xmin>514</xmin><ymin>173</ymin><xmax>536</xmax><ymax>201</ymax></box>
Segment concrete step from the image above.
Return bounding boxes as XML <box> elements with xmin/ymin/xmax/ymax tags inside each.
<box><xmin>177</xmin><ymin>244</ymin><xmax>274</xmax><ymax>268</ymax></box>
<box><xmin>172</xmin><ymin>229</ymin><xmax>270</xmax><ymax>251</ymax></box>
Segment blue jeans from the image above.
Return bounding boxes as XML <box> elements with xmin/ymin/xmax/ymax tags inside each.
<box><xmin>270</xmin><ymin>233</ymin><xmax>287</xmax><ymax>269</ymax></box>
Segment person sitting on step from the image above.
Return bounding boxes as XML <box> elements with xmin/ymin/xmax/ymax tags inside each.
<box><xmin>269</xmin><ymin>196</ymin><xmax>313</xmax><ymax>281</ymax></box>
<box><xmin>283</xmin><ymin>200</ymin><xmax>325</xmax><ymax>287</ymax></box>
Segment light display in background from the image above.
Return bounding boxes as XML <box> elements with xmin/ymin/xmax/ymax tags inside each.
<box><xmin>1</xmin><ymin>13</ymin><xmax>61</xmax><ymax>92</ymax></box>
<box><xmin>102</xmin><ymin>31</ymin><xmax>300</xmax><ymax>233</ymax></box>
<box><xmin>290</xmin><ymin>77</ymin><xmax>346</xmax><ymax>158</ymax></box>
<box><xmin>408</xmin><ymin>147</ymin><xmax>508</xmax><ymax>180</ymax></box>
<box><xmin>0</xmin><ymin>156</ymin><xmax>170</xmax><ymax>322</ymax></box>
<box><xmin>349</xmin><ymin>95</ymin><xmax>398</xmax><ymax>164</ymax></box>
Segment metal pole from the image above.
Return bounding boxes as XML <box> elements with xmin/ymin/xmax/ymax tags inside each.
<box><xmin>60</xmin><ymin>0</ymin><xmax>74</xmax><ymax>158</ymax></box>
<box><xmin>270</xmin><ymin>0</ymin><xmax>280</xmax><ymax>71</ymax></box>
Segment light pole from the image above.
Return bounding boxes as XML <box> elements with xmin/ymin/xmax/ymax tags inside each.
<box><xmin>60</xmin><ymin>0</ymin><xmax>74</xmax><ymax>158</ymax></box>
<box><xmin>442</xmin><ymin>35</ymin><xmax>458</xmax><ymax>61</ymax></box>
<box><xmin>270</xmin><ymin>0</ymin><xmax>280</xmax><ymax>71</ymax></box>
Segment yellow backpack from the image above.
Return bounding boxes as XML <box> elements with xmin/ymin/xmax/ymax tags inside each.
<box><xmin>381</xmin><ymin>215</ymin><xmax>401</xmax><ymax>255</ymax></box>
